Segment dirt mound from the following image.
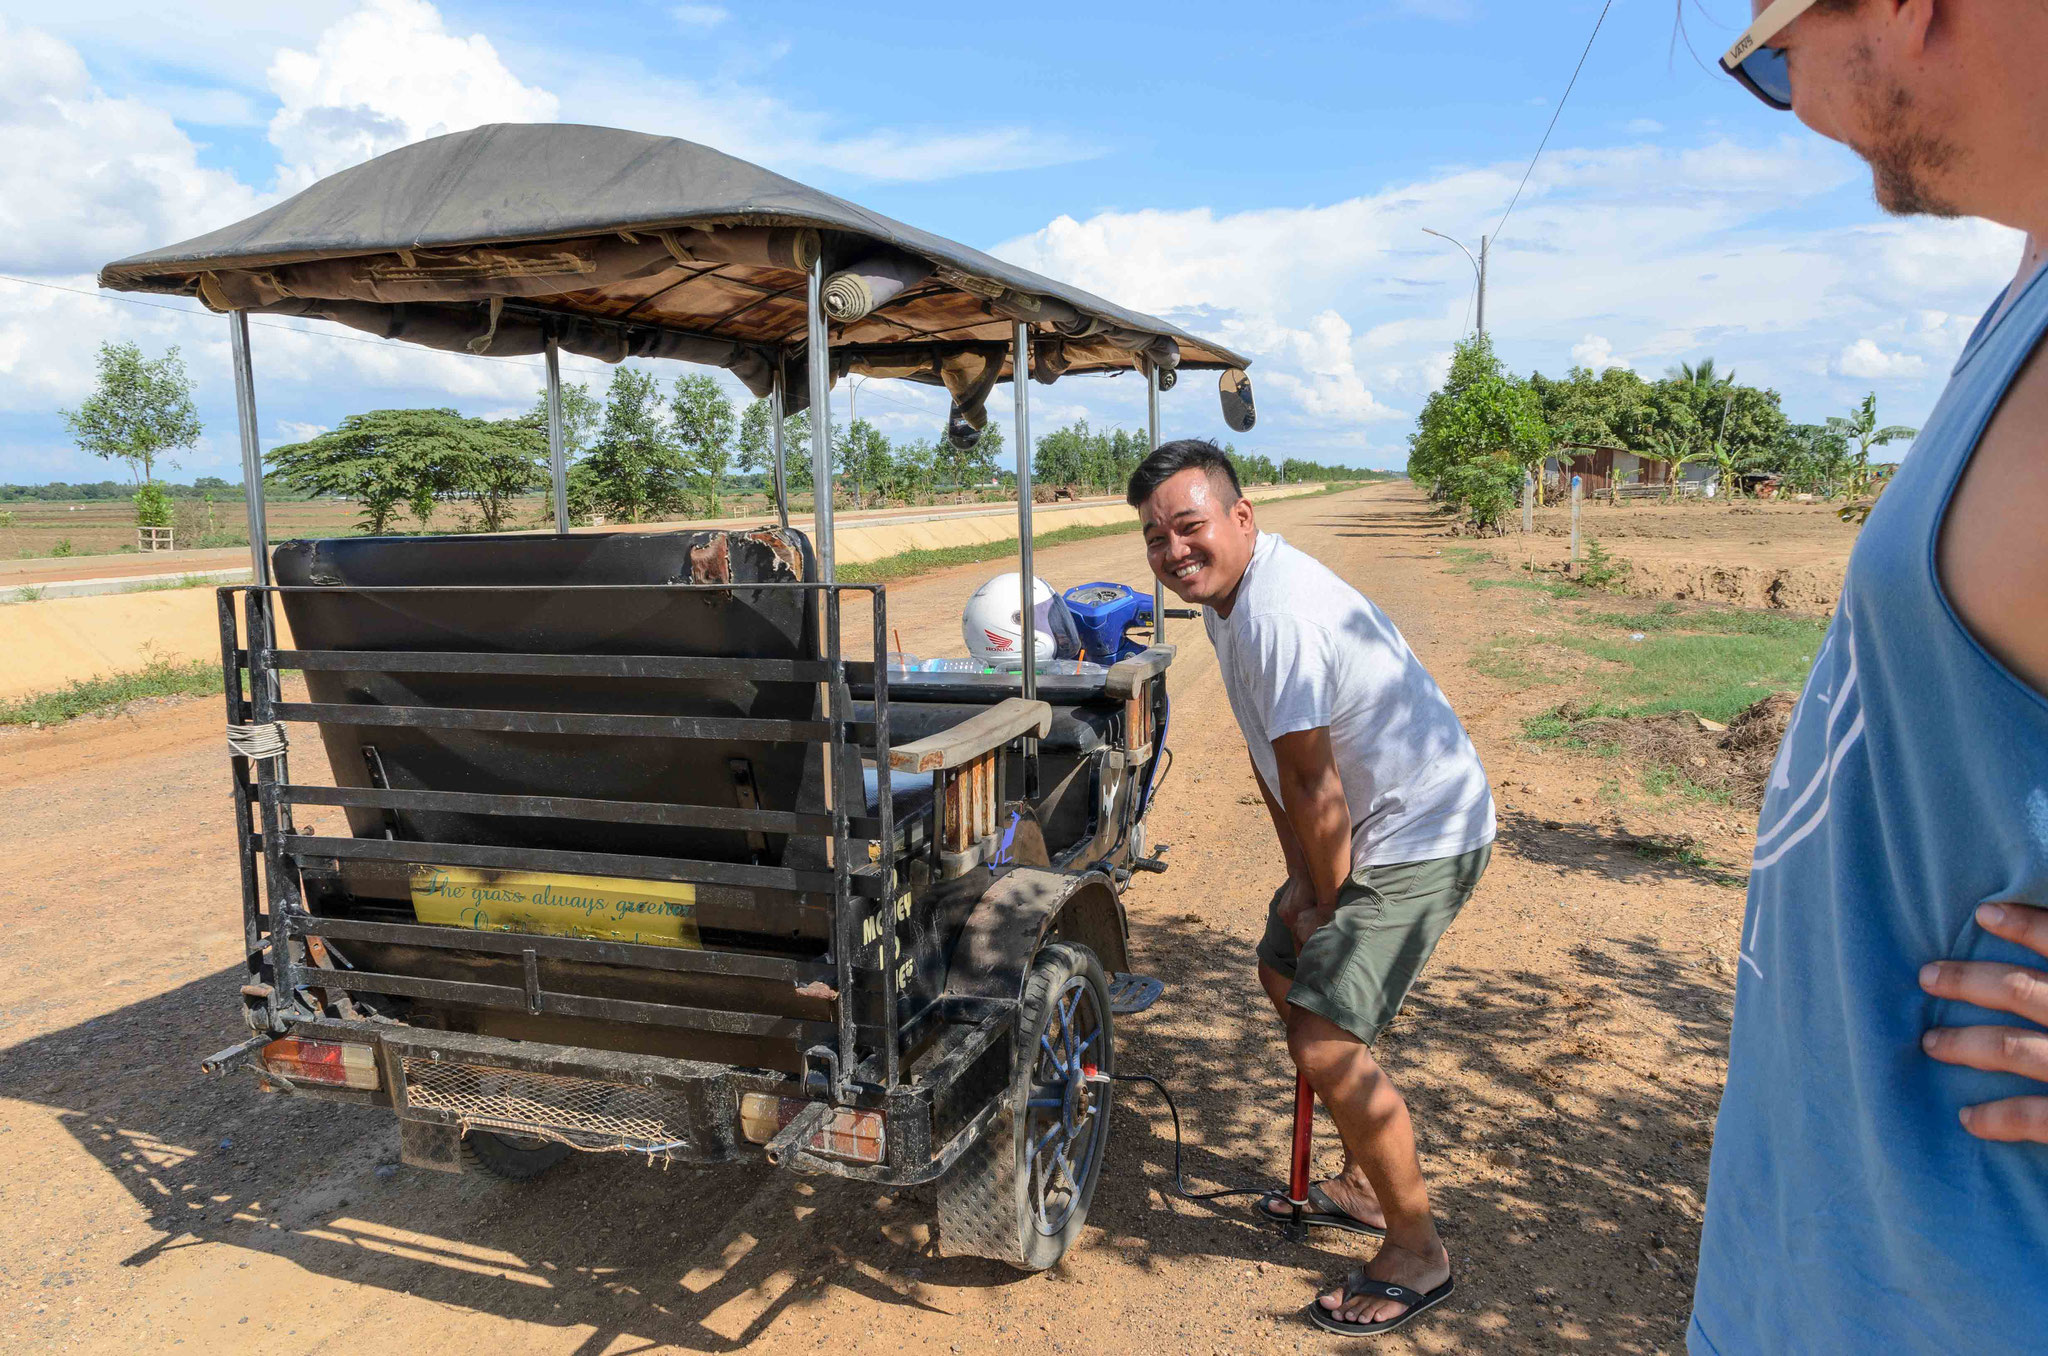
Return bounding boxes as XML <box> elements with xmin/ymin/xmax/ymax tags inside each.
<box><xmin>1622</xmin><ymin>558</ymin><xmax>1843</xmax><ymax>613</ymax></box>
<box><xmin>1557</xmin><ymin>692</ymin><xmax>1797</xmax><ymax>807</ymax></box>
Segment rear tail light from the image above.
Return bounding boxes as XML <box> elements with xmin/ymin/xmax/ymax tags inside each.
<box><xmin>261</xmin><ymin>1037</ymin><xmax>381</xmax><ymax>1090</ymax></box>
<box><xmin>808</xmin><ymin>1109</ymin><xmax>885</xmax><ymax>1164</ymax></box>
<box><xmin>738</xmin><ymin>1092</ymin><xmax>803</xmax><ymax>1143</ymax></box>
<box><xmin>737</xmin><ymin>1094</ymin><xmax>886</xmax><ymax>1164</ymax></box>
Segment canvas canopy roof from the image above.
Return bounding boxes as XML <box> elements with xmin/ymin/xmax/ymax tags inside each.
<box><xmin>99</xmin><ymin>122</ymin><xmax>1249</xmax><ymax>427</ymax></box>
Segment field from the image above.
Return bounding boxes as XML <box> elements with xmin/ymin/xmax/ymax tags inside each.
<box><xmin>0</xmin><ymin>482</ymin><xmax>1858</xmax><ymax>1353</ymax></box>
<box><xmin>0</xmin><ymin>493</ymin><xmax>780</xmax><ymax>560</ymax></box>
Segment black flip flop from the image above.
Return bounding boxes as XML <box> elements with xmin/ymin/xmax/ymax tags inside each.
<box><xmin>1306</xmin><ymin>1269</ymin><xmax>1456</xmax><ymax>1337</ymax></box>
<box><xmin>1257</xmin><ymin>1182</ymin><xmax>1388</xmax><ymax>1238</ymax></box>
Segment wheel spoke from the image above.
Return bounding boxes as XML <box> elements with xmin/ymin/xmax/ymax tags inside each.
<box><xmin>1027</xmin><ymin>1120</ymin><xmax>1062</xmax><ymax>1165</ymax></box>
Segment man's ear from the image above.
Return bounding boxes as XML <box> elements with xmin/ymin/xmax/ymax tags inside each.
<box><xmin>1895</xmin><ymin>0</ymin><xmax>1938</xmax><ymax>58</ymax></box>
<box><xmin>1234</xmin><ymin>495</ymin><xmax>1257</xmax><ymax>532</ymax></box>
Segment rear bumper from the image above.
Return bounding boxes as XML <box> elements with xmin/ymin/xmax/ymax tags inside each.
<box><xmin>235</xmin><ymin>1009</ymin><xmax>1013</xmax><ymax>1186</ymax></box>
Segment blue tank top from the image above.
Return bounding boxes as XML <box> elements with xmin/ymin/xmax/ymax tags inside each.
<box><xmin>1689</xmin><ymin>265</ymin><xmax>2048</xmax><ymax>1354</ymax></box>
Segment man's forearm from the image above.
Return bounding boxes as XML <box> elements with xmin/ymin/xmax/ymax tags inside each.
<box><xmin>1281</xmin><ymin>769</ymin><xmax>1353</xmax><ymax>910</ymax></box>
<box><xmin>1254</xmin><ymin>761</ymin><xmax>1312</xmax><ymax>880</ymax></box>
<box><xmin>1270</xmin><ymin>728</ymin><xmax>1354</xmax><ymax>912</ymax></box>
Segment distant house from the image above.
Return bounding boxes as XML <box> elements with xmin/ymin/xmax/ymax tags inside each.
<box><xmin>1541</xmin><ymin>443</ymin><xmax>1715</xmax><ymax>496</ymax></box>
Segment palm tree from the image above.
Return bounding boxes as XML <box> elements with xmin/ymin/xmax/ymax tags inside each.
<box><xmin>1827</xmin><ymin>393</ymin><xmax>1918</xmax><ymax>497</ymax></box>
<box><xmin>1667</xmin><ymin>357</ymin><xmax>1737</xmax><ymax>390</ymax></box>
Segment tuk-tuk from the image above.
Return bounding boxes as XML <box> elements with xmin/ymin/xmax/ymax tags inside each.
<box><xmin>99</xmin><ymin>122</ymin><xmax>1256</xmax><ymax>1270</ymax></box>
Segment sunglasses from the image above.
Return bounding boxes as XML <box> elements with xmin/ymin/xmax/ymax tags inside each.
<box><xmin>1720</xmin><ymin>0</ymin><xmax>1820</xmax><ymax>111</ymax></box>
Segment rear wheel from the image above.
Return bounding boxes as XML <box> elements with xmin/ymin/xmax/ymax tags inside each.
<box><xmin>937</xmin><ymin>942</ymin><xmax>1114</xmax><ymax>1270</ymax></box>
<box><xmin>460</xmin><ymin>1129</ymin><xmax>570</xmax><ymax>1180</ymax></box>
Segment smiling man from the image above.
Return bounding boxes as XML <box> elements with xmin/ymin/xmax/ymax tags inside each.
<box><xmin>1691</xmin><ymin>2</ymin><xmax>2048</xmax><ymax>1353</ymax></box>
<box><xmin>1129</xmin><ymin>441</ymin><xmax>1495</xmax><ymax>1338</ymax></box>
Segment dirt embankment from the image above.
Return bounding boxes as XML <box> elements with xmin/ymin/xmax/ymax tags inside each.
<box><xmin>1512</xmin><ymin>499</ymin><xmax>1857</xmax><ymax>612</ymax></box>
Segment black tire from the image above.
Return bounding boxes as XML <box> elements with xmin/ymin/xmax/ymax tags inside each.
<box><xmin>936</xmin><ymin>942</ymin><xmax>1114</xmax><ymax>1271</ymax></box>
<box><xmin>460</xmin><ymin>1129</ymin><xmax>571</xmax><ymax>1180</ymax></box>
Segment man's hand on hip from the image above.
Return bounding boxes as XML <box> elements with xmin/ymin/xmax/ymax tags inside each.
<box><xmin>1920</xmin><ymin>901</ymin><xmax>2048</xmax><ymax>1143</ymax></box>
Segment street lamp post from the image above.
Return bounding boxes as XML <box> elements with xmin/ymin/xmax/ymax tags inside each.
<box><xmin>1423</xmin><ymin>228</ymin><xmax>1488</xmax><ymax>340</ymax></box>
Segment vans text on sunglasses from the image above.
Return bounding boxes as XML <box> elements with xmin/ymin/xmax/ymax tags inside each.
<box><xmin>1721</xmin><ymin>0</ymin><xmax>1821</xmax><ymax>111</ymax></box>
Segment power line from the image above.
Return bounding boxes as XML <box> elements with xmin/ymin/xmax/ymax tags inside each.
<box><xmin>1492</xmin><ymin>0</ymin><xmax>1615</xmax><ymax>247</ymax></box>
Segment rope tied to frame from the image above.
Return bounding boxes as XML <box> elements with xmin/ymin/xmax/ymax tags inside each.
<box><xmin>226</xmin><ymin>721</ymin><xmax>289</xmax><ymax>761</ymax></box>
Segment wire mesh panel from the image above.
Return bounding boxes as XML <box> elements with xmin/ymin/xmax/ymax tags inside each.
<box><xmin>400</xmin><ymin>1055</ymin><xmax>696</xmax><ymax>1154</ymax></box>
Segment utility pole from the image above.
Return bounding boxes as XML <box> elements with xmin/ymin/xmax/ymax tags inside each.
<box><xmin>1477</xmin><ymin>235</ymin><xmax>1489</xmax><ymax>340</ymax></box>
<box><xmin>1423</xmin><ymin>228</ymin><xmax>1489</xmax><ymax>341</ymax></box>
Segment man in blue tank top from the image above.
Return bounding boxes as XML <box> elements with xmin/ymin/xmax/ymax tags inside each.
<box><xmin>1693</xmin><ymin>4</ymin><xmax>2048</xmax><ymax>1352</ymax></box>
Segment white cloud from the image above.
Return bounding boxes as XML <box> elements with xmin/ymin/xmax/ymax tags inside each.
<box><xmin>1571</xmin><ymin>335</ymin><xmax>1631</xmax><ymax>372</ymax></box>
<box><xmin>552</xmin><ymin>70</ymin><xmax>1096</xmax><ymax>184</ymax></box>
<box><xmin>1835</xmin><ymin>339</ymin><xmax>1928</xmax><ymax>380</ymax></box>
<box><xmin>0</xmin><ymin>21</ymin><xmax>263</xmax><ymax>274</ymax></box>
<box><xmin>1625</xmin><ymin>118</ymin><xmax>1665</xmax><ymax>135</ymax></box>
<box><xmin>991</xmin><ymin>134</ymin><xmax>2023</xmax><ymax>465</ymax></box>
<box><xmin>266</xmin><ymin>0</ymin><xmax>559</xmax><ymax>190</ymax></box>
<box><xmin>671</xmin><ymin>3</ymin><xmax>728</xmax><ymax>27</ymax></box>
<box><xmin>277</xmin><ymin>420</ymin><xmax>329</xmax><ymax>441</ymax></box>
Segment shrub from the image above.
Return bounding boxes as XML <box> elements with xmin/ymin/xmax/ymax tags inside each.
<box><xmin>133</xmin><ymin>482</ymin><xmax>173</xmax><ymax>529</ymax></box>
<box><xmin>1575</xmin><ymin>537</ymin><xmax>1628</xmax><ymax>589</ymax></box>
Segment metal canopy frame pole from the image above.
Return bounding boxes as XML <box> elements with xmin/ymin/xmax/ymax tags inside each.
<box><xmin>1013</xmin><ymin>321</ymin><xmax>1039</xmax><ymax>799</ymax></box>
<box><xmin>807</xmin><ymin>258</ymin><xmax>834</xmax><ymax>582</ymax></box>
<box><xmin>545</xmin><ymin>337</ymin><xmax>568</xmax><ymax>533</ymax></box>
<box><xmin>1013</xmin><ymin>323</ymin><xmax>1035</xmax><ymax>704</ymax></box>
<box><xmin>769</xmin><ymin>360</ymin><xmax>791</xmax><ymax>531</ymax></box>
<box><xmin>1147</xmin><ymin>365</ymin><xmax>1164</xmax><ymax>643</ymax></box>
<box><xmin>228</xmin><ymin>312</ymin><xmax>270</xmax><ymax>586</ymax></box>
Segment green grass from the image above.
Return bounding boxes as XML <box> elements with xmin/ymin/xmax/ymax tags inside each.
<box><xmin>2</xmin><ymin>656</ymin><xmax>223</xmax><ymax>726</ymax></box>
<box><xmin>10</xmin><ymin>585</ymin><xmax>45</xmax><ymax>603</ymax></box>
<box><xmin>122</xmin><ymin>573</ymin><xmax>222</xmax><ymax>594</ymax></box>
<box><xmin>1471</xmin><ymin>575</ymin><xmax>1581</xmax><ymax>600</ymax></box>
<box><xmin>1485</xmin><ymin>599</ymin><xmax>1825</xmax><ymax>722</ymax></box>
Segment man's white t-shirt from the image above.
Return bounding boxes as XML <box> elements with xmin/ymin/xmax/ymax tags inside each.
<box><xmin>1204</xmin><ymin>531</ymin><xmax>1496</xmax><ymax>870</ymax></box>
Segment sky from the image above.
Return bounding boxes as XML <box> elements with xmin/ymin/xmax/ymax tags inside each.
<box><xmin>0</xmin><ymin>0</ymin><xmax>2027</xmax><ymax>484</ymax></box>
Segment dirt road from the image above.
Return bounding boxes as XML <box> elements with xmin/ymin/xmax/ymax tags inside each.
<box><xmin>0</xmin><ymin>483</ymin><xmax>1748</xmax><ymax>1354</ymax></box>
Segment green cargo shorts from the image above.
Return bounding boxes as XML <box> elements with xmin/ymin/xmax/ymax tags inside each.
<box><xmin>1256</xmin><ymin>842</ymin><xmax>1491</xmax><ymax>1046</ymax></box>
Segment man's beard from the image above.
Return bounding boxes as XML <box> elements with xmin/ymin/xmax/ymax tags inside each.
<box><xmin>1848</xmin><ymin>46</ymin><xmax>1962</xmax><ymax>218</ymax></box>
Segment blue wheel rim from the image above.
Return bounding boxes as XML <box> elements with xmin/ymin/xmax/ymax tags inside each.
<box><xmin>1023</xmin><ymin>974</ymin><xmax>1108</xmax><ymax>1236</ymax></box>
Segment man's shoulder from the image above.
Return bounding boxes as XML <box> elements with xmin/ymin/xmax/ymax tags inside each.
<box><xmin>1240</xmin><ymin>536</ymin><xmax>1369</xmax><ymax>623</ymax></box>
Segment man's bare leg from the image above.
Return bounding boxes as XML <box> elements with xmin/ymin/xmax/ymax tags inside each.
<box><xmin>1289</xmin><ymin>1009</ymin><xmax>1451</xmax><ymax>1326</ymax></box>
<box><xmin>1256</xmin><ymin>962</ymin><xmax>1387</xmax><ymax>1232</ymax></box>
<box><xmin>1261</xmin><ymin>960</ymin><xmax>1450</xmax><ymax>1325</ymax></box>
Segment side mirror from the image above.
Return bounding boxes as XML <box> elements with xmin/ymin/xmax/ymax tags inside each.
<box><xmin>1219</xmin><ymin>368</ymin><xmax>1256</xmax><ymax>433</ymax></box>
<box><xmin>946</xmin><ymin>405</ymin><xmax>983</xmax><ymax>451</ymax></box>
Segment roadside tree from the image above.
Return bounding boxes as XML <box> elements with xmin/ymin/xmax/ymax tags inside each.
<box><xmin>583</xmin><ymin>369</ymin><xmax>685</xmax><ymax>524</ymax></box>
<box><xmin>61</xmin><ymin>341</ymin><xmax>202</xmax><ymax>486</ymax></box>
<box><xmin>519</xmin><ymin>381</ymin><xmax>601</xmax><ymax>460</ymax></box>
<box><xmin>268</xmin><ymin>409</ymin><xmax>531</xmax><ymax>534</ymax></box>
<box><xmin>1827</xmin><ymin>393</ymin><xmax>1918</xmax><ymax>497</ymax></box>
<box><xmin>1408</xmin><ymin>334</ymin><xmax>1548</xmax><ymax>527</ymax></box>
<box><xmin>672</xmin><ymin>374</ymin><xmax>737</xmax><ymax>511</ymax></box>
<box><xmin>836</xmin><ymin>419</ymin><xmax>892</xmax><ymax>507</ymax></box>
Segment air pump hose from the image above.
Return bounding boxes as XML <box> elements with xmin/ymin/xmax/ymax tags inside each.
<box><xmin>1109</xmin><ymin>1071</ymin><xmax>1279</xmax><ymax>1203</ymax></box>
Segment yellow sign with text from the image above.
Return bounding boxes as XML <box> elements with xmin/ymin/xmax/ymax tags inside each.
<box><xmin>409</xmin><ymin>866</ymin><xmax>702</xmax><ymax>949</ymax></box>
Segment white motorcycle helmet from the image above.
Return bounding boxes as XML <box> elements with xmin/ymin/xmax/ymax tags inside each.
<box><xmin>963</xmin><ymin>573</ymin><xmax>1080</xmax><ymax>669</ymax></box>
